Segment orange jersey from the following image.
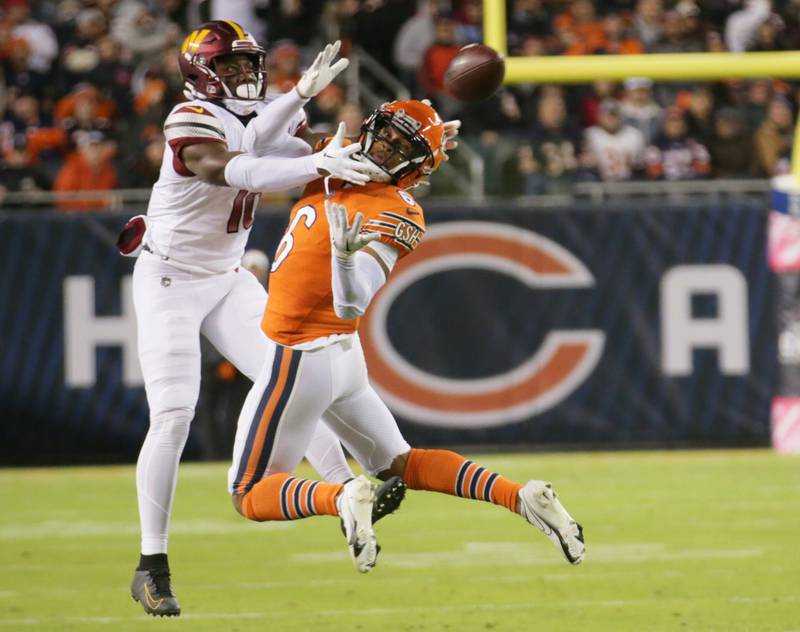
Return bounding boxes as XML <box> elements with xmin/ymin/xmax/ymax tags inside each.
<box><xmin>262</xmin><ymin>180</ymin><xmax>426</xmax><ymax>346</ymax></box>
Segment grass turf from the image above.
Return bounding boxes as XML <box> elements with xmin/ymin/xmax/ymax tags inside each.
<box><xmin>1</xmin><ymin>450</ymin><xmax>799</xmax><ymax>631</ymax></box>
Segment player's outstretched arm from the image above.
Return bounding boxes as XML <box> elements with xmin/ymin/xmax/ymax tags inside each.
<box><xmin>181</xmin><ymin>129</ymin><xmax>371</xmax><ymax>190</ymax></box>
<box><xmin>326</xmin><ymin>199</ymin><xmax>390</xmax><ymax>320</ymax></box>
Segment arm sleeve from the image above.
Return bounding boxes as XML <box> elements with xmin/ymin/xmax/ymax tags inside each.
<box><xmin>242</xmin><ymin>88</ymin><xmax>310</xmax><ymax>156</ymax></box>
<box><xmin>223</xmin><ymin>152</ymin><xmax>318</xmax><ymax>192</ymax></box>
<box><xmin>331</xmin><ymin>242</ymin><xmax>398</xmax><ymax>320</ymax></box>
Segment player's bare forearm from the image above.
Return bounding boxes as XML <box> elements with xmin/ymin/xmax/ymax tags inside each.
<box><xmin>181</xmin><ymin>142</ymin><xmax>242</xmax><ymax>186</ymax></box>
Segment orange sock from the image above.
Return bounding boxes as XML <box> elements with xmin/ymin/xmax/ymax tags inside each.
<box><xmin>241</xmin><ymin>473</ymin><xmax>343</xmax><ymax>521</ymax></box>
<box><xmin>403</xmin><ymin>448</ymin><xmax>522</xmax><ymax>513</ymax></box>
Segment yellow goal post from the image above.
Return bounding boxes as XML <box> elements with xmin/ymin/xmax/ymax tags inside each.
<box><xmin>482</xmin><ymin>0</ymin><xmax>800</xmax><ymax>178</ymax></box>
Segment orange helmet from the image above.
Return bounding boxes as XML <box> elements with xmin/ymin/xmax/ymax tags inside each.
<box><xmin>359</xmin><ymin>100</ymin><xmax>446</xmax><ymax>188</ymax></box>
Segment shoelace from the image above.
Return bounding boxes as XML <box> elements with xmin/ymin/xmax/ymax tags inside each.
<box><xmin>148</xmin><ymin>569</ymin><xmax>174</xmax><ymax>597</ymax></box>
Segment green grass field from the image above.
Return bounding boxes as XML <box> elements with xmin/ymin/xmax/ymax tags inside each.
<box><xmin>1</xmin><ymin>450</ymin><xmax>799</xmax><ymax>631</ymax></box>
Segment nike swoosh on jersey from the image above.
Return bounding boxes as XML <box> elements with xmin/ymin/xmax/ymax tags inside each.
<box><xmin>405</xmin><ymin>208</ymin><xmax>420</xmax><ymax>216</ymax></box>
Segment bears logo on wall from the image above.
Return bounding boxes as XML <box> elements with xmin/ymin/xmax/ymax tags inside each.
<box><xmin>360</xmin><ymin>221</ymin><xmax>605</xmax><ymax>428</ymax></box>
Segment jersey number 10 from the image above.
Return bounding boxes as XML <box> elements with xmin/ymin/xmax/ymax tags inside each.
<box><xmin>227</xmin><ymin>190</ymin><xmax>260</xmax><ymax>233</ymax></box>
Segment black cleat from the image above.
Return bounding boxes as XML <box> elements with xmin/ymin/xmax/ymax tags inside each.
<box><xmin>339</xmin><ymin>475</ymin><xmax>407</xmax><ymax>538</ymax></box>
<box><xmin>372</xmin><ymin>476</ymin><xmax>406</xmax><ymax>524</ymax></box>
<box><xmin>131</xmin><ymin>568</ymin><xmax>181</xmax><ymax>617</ymax></box>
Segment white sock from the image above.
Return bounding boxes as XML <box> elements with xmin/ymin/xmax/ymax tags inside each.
<box><xmin>136</xmin><ymin>414</ymin><xmax>191</xmax><ymax>555</ymax></box>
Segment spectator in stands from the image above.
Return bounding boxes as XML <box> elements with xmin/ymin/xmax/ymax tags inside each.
<box><xmin>507</xmin><ymin>0</ymin><xmax>551</xmax><ymax>51</ymax></box>
<box><xmin>725</xmin><ymin>0</ymin><xmax>772</xmax><ymax>52</ymax></box>
<box><xmin>526</xmin><ymin>93</ymin><xmax>579</xmax><ymax>194</ymax></box>
<box><xmin>600</xmin><ymin>12</ymin><xmax>644</xmax><ymax>55</ymax></box>
<box><xmin>53</xmin><ymin>83</ymin><xmax>115</xmax><ymax>139</ymax></box>
<box><xmin>651</xmin><ymin>9</ymin><xmax>704</xmax><ymax>53</ymax></box>
<box><xmin>749</xmin><ymin>14</ymin><xmax>788</xmax><ymax>51</ymax></box>
<box><xmin>53</xmin><ymin>129</ymin><xmax>118</xmax><ymax>210</ymax></box>
<box><xmin>632</xmin><ymin>0</ymin><xmax>664</xmax><ymax>49</ymax></box>
<box><xmin>620</xmin><ymin>77</ymin><xmax>662</xmax><ymax>144</ymax></box>
<box><xmin>393</xmin><ymin>0</ymin><xmax>436</xmax><ymax>95</ymax></box>
<box><xmin>266</xmin><ymin>39</ymin><xmax>302</xmax><ymax>95</ymax></box>
<box><xmin>740</xmin><ymin>79</ymin><xmax>776</xmax><ymax>129</ymax></box>
<box><xmin>110</xmin><ymin>0</ymin><xmax>179</xmax><ymax>59</ymax></box>
<box><xmin>707</xmin><ymin>107</ymin><xmax>759</xmax><ymax>178</ymax></box>
<box><xmin>1</xmin><ymin>92</ymin><xmax>65</xmax><ymax>174</ymax></box>
<box><xmin>580</xmin><ymin>79</ymin><xmax>619</xmax><ymax>127</ymax></box>
<box><xmin>683</xmin><ymin>85</ymin><xmax>716</xmax><ymax>143</ymax></box>
<box><xmin>1</xmin><ymin>36</ymin><xmax>47</xmax><ymax>99</ymax></box>
<box><xmin>554</xmin><ymin>0</ymin><xmax>607</xmax><ymax>55</ymax></box>
<box><xmin>645</xmin><ymin>106</ymin><xmax>711</xmax><ymax>180</ymax></box>
<box><xmin>755</xmin><ymin>95</ymin><xmax>795</xmax><ymax>176</ymax></box>
<box><xmin>5</xmin><ymin>0</ymin><xmax>58</xmax><ymax>73</ymax></box>
<box><xmin>119</xmin><ymin>128</ymin><xmax>164</xmax><ymax>188</ymax></box>
<box><xmin>501</xmin><ymin>142</ymin><xmax>543</xmax><ymax>196</ymax></box>
<box><xmin>453</xmin><ymin>0</ymin><xmax>483</xmax><ymax>44</ymax></box>
<box><xmin>582</xmin><ymin>99</ymin><xmax>646</xmax><ymax>181</ymax></box>
<box><xmin>0</xmin><ymin>134</ymin><xmax>51</xmax><ymax>206</ymax></box>
<box><xmin>258</xmin><ymin>0</ymin><xmax>324</xmax><ymax>47</ymax></box>
<box><xmin>417</xmin><ymin>14</ymin><xmax>462</xmax><ymax>108</ymax></box>
<box><xmin>57</xmin><ymin>8</ymin><xmax>111</xmax><ymax>91</ymax></box>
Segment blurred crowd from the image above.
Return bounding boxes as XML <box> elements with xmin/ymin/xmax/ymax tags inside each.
<box><xmin>2</xmin><ymin>0</ymin><xmax>800</xmax><ymax>207</ymax></box>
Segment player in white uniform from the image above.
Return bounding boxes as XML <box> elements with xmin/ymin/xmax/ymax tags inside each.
<box><xmin>125</xmin><ymin>20</ymin><xmax>390</xmax><ymax>617</ymax></box>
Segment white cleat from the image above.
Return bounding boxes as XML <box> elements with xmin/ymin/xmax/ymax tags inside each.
<box><xmin>518</xmin><ymin>480</ymin><xmax>585</xmax><ymax>565</ymax></box>
<box><xmin>337</xmin><ymin>475</ymin><xmax>379</xmax><ymax>573</ymax></box>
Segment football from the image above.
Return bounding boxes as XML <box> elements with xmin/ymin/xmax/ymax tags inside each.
<box><xmin>443</xmin><ymin>44</ymin><xmax>505</xmax><ymax>103</ymax></box>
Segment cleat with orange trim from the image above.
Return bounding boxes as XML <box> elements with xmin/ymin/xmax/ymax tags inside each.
<box><xmin>337</xmin><ymin>475</ymin><xmax>378</xmax><ymax>573</ymax></box>
<box><xmin>131</xmin><ymin>568</ymin><xmax>181</xmax><ymax>617</ymax></box>
<box><xmin>518</xmin><ymin>480</ymin><xmax>585</xmax><ymax>565</ymax></box>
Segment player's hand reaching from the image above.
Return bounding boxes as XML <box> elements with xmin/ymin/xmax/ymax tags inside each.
<box><xmin>325</xmin><ymin>198</ymin><xmax>381</xmax><ymax>260</ymax></box>
<box><xmin>296</xmin><ymin>40</ymin><xmax>349</xmax><ymax>99</ymax></box>
<box><xmin>421</xmin><ymin>99</ymin><xmax>460</xmax><ymax>158</ymax></box>
<box><xmin>312</xmin><ymin>122</ymin><xmax>372</xmax><ymax>185</ymax></box>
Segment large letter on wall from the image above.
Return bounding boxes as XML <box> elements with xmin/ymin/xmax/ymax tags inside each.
<box><xmin>661</xmin><ymin>265</ymin><xmax>749</xmax><ymax>376</ymax></box>
<box><xmin>64</xmin><ymin>275</ymin><xmax>142</xmax><ymax>387</ymax></box>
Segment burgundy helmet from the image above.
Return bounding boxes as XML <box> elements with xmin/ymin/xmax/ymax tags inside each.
<box><xmin>178</xmin><ymin>20</ymin><xmax>267</xmax><ymax>101</ymax></box>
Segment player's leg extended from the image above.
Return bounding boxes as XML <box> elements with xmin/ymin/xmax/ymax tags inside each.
<box><xmin>227</xmin><ymin>343</ymin><xmax>379</xmax><ymax>572</ymax></box>
<box><xmin>323</xmin><ymin>339</ymin><xmax>584</xmax><ymax>564</ymax></box>
<box><xmin>130</xmin><ymin>256</ymin><xmax>210</xmax><ymax>616</ymax></box>
<box><xmin>204</xmin><ymin>268</ymin><xmax>354</xmax><ymax>483</ymax></box>
<box><xmin>390</xmin><ymin>448</ymin><xmax>585</xmax><ymax>564</ymax></box>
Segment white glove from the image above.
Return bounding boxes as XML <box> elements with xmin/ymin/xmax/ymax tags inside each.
<box><xmin>443</xmin><ymin>118</ymin><xmax>461</xmax><ymax>153</ymax></box>
<box><xmin>296</xmin><ymin>40</ymin><xmax>349</xmax><ymax>99</ymax></box>
<box><xmin>312</xmin><ymin>122</ymin><xmax>370</xmax><ymax>185</ymax></box>
<box><xmin>325</xmin><ymin>198</ymin><xmax>381</xmax><ymax>259</ymax></box>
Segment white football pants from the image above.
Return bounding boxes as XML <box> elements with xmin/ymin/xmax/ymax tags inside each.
<box><xmin>133</xmin><ymin>251</ymin><xmax>352</xmax><ymax>554</ymax></box>
<box><xmin>229</xmin><ymin>335</ymin><xmax>410</xmax><ymax>495</ymax></box>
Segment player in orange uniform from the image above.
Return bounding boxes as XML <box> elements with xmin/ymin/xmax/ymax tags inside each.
<box><xmin>227</xmin><ymin>100</ymin><xmax>585</xmax><ymax>572</ymax></box>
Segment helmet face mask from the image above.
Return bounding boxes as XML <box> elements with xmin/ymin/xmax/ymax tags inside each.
<box><xmin>360</xmin><ymin>100</ymin><xmax>446</xmax><ymax>188</ymax></box>
<box><xmin>179</xmin><ymin>21</ymin><xmax>267</xmax><ymax>112</ymax></box>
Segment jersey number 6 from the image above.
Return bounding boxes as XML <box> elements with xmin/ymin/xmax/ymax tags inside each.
<box><xmin>271</xmin><ymin>205</ymin><xmax>316</xmax><ymax>272</ymax></box>
<box><xmin>227</xmin><ymin>190</ymin><xmax>260</xmax><ymax>233</ymax></box>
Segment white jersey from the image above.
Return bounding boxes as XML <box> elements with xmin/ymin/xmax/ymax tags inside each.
<box><xmin>584</xmin><ymin>124</ymin><xmax>646</xmax><ymax>181</ymax></box>
<box><xmin>145</xmin><ymin>98</ymin><xmax>307</xmax><ymax>274</ymax></box>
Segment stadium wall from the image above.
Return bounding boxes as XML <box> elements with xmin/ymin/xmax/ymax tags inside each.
<box><xmin>0</xmin><ymin>200</ymin><xmax>776</xmax><ymax>465</ymax></box>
